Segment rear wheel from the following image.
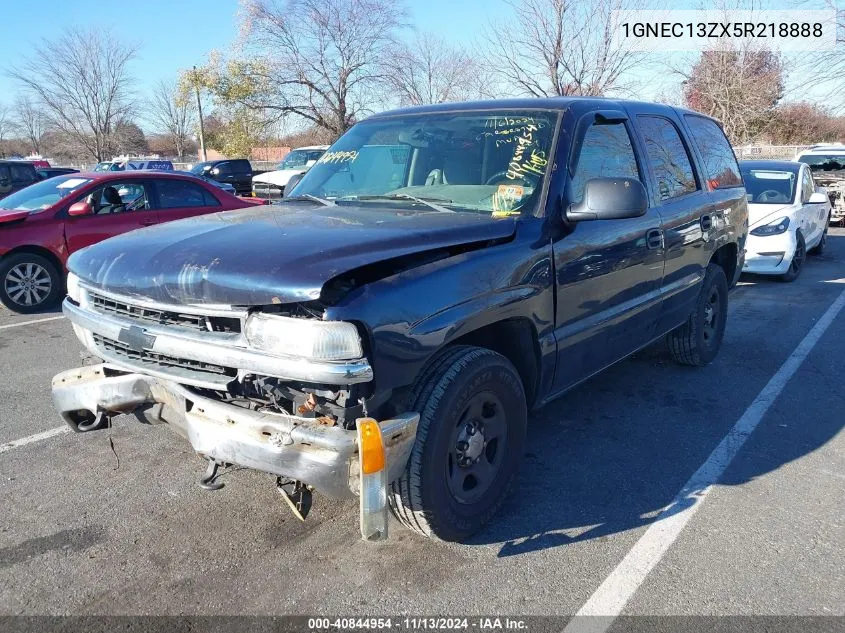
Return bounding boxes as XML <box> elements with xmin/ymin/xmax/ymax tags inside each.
<box><xmin>667</xmin><ymin>263</ymin><xmax>728</xmax><ymax>367</ymax></box>
<box><xmin>0</xmin><ymin>253</ymin><xmax>63</xmax><ymax>313</ymax></box>
<box><xmin>389</xmin><ymin>346</ymin><xmax>527</xmax><ymax>542</ymax></box>
<box><xmin>780</xmin><ymin>231</ymin><xmax>806</xmax><ymax>282</ymax></box>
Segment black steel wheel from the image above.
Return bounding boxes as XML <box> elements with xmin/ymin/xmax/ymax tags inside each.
<box><xmin>389</xmin><ymin>346</ymin><xmax>527</xmax><ymax>542</ymax></box>
<box><xmin>667</xmin><ymin>263</ymin><xmax>729</xmax><ymax>367</ymax></box>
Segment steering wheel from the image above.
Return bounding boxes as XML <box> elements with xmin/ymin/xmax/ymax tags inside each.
<box><xmin>758</xmin><ymin>189</ymin><xmax>783</xmax><ymax>203</ymax></box>
<box><xmin>485</xmin><ymin>171</ymin><xmax>536</xmax><ymax>187</ymax></box>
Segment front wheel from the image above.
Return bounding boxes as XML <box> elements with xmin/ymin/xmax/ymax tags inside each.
<box><xmin>0</xmin><ymin>253</ymin><xmax>63</xmax><ymax>313</ymax></box>
<box><xmin>780</xmin><ymin>231</ymin><xmax>806</xmax><ymax>282</ymax></box>
<box><xmin>667</xmin><ymin>263</ymin><xmax>728</xmax><ymax>367</ymax></box>
<box><xmin>389</xmin><ymin>346</ymin><xmax>527</xmax><ymax>542</ymax></box>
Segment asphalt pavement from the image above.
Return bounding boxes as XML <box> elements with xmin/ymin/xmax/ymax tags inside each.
<box><xmin>1</xmin><ymin>230</ymin><xmax>843</xmax><ymax>622</ymax></box>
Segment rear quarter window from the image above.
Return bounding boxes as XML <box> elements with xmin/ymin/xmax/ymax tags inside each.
<box><xmin>684</xmin><ymin>115</ymin><xmax>742</xmax><ymax>189</ymax></box>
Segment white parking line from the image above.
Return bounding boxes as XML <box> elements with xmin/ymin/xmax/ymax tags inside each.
<box><xmin>0</xmin><ymin>425</ymin><xmax>70</xmax><ymax>455</ymax></box>
<box><xmin>0</xmin><ymin>315</ymin><xmax>65</xmax><ymax>330</ymax></box>
<box><xmin>564</xmin><ymin>286</ymin><xmax>845</xmax><ymax>633</ymax></box>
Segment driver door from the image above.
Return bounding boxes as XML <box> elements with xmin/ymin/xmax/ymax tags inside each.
<box><xmin>63</xmin><ymin>180</ymin><xmax>160</xmax><ymax>255</ymax></box>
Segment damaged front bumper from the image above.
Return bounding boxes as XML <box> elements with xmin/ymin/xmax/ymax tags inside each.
<box><xmin>52</xmin><ymin>364</ymin><xmax>419</xmax><ymax>538</ymax></box>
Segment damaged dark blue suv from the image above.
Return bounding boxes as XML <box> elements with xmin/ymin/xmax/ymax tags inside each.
<box><xmin>52</xmin><ymin>98</ymin><xmax>747</xmax><ymax>542</ymax></box>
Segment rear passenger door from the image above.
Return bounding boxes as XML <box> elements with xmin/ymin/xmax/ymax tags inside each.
<box><xmin>632</xmin><ymin>112</ymin><xmax>713</xmax><ymax>334</ymax></box>
<box><xmin>551</xmin><ymin>112</ymin><xmax>665</xmax><ymax>393</ymax></box>
<box><xmin>150</xmin><ymin>178</ymin><xmax>223</xmax><ymax>222</ymax></box>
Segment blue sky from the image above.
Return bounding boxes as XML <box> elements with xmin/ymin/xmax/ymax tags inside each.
<box><xmin>0</xmin><ymin>0</ymin><xmax>839</xmax><ymax>125</ymax></box>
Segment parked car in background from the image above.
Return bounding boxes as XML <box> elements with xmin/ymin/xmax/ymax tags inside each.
<box><xmin>37</xmin><ymin>167</ymin><xmax>80</xmax><ymax>180</ymax></box>
<box><xmin>53</xmin><ymin>98</ymin><xmax>747</xmax><ymax>542</ymax></box>
<box><xmin>189</xmin><ymin>159</ymin><xmax>253</xmax><ymax>196</ymax></box>
<box><xmin>0</xmin><ymin>171</ymin><xmax>264</xmax><ymax>313</ymax></box>
<box><xmin>795</xmin><ymin>145</ymin><xmax>845</xmax><ymax>226</ymax></box>
<box><xmin>93</xmin><ymin>159</ymin><xmax>174</xmax><ymax>172</ymax></box>
<box><xmin>251</xmin><ymin>145</ymin><xmax>328</xmax><ymax>200</ymax></box>
<box><xmin>0</xmin><ymin>160</ymin><xmax>39</xmax><ymax>200</ymax></box>
<box><xmin>740</xmin><ymin>159</ymin><xmax>830</xmax><ymax>281</ymax></box>
<box><xmin>173</xmin><ymin>170</ymin><xmax>237</xmax><ymax>195</ymax></box>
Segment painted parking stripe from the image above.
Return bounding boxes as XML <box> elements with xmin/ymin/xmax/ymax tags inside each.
<box><xmin>0</xmin><ymin>426</ymin><xmax>70</xmax><ymax>455</ymax></box>
<box><xmin>564</xmin><ymin>286</ymin><xmax>845</xmax><ymax>633</ymax></box>
<box><xmin>0</xmin><ymin>315</ymin><xmax>65</xmax><ymax>330</ymax></box>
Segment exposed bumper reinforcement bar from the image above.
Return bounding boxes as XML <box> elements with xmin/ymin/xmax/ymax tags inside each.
<box><xmin>52</xmin><ymin>364</ymin><xmax>419</xmax><ymax>501</ymax></box>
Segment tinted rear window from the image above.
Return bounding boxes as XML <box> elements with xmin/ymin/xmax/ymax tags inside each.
<box><xmin>684</xmin><ymin>116</ymin><xmax>742</xmax><ymax>189</ymax></box>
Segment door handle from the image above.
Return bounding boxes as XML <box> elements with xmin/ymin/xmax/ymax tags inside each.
<box><xmin>646</xmin><ymin>228</ymin><xmax>663</xmax><ymax>250</ymax></box>
<box><xmin>700</xmin><ymin>214</ymin><xmax>713</xmax><ymax>231</ymax></box>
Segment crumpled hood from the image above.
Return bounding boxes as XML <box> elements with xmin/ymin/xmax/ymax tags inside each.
<box><xmin>747</xmin><ymin>202</ymin><xmax>795</xmax><ymax>228</ymax></box>
<box><xmin>252</xmin><ymin>169</ymin><xmax>304</xmax><ymax>187</ymax></box>
<box><xmin>68</xmin><ymin>202</ymin><xmax>516</xmax><ymax>306</ymax></box>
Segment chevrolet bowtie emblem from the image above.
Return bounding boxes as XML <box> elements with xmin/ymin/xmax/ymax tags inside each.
<box><xmin>117</xmin><ymin>325</ymin><xmax>156</xmax><ymax>352</ymax></box>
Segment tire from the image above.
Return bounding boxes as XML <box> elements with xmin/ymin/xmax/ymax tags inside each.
<box><xmin>780</xmin><ymin>231</ymin><xmax>806</xmax><ymax>282</ymax></box>
<box><xmin>0</xmin><ymin>253</ymin><xmax>63</xmax><ymax>313</ymax></box>
<box><xmin>389</xmin><ymin>346</ymin><xmax>527</xmax><ymax>542</ymax></box>
<box><xmin>667</xmin><ymin>263</ymin><xmax>728</xmax><ymax>367</ymax></box>
<box><xmin>808</xmin><ymin>216</ymin><xmax>829</xmax><ymax>256</ymax></box>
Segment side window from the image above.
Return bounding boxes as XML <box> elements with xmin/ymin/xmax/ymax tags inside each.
<box><xmin>233</xmin><ymin>160</ymin><xmax>251</xmax><ymax>174</ymax></box>
<box><xmin>10</xmin><ymin>164</ymin><xmax>37</xmax><ymax>184</ymax></box>
<box><xmin>684</xmin><ymin>115</ymin><xmax>742</xmax><ymax>189</ymax></box>
<box><xmin>0</xmin><ymin>165</ymin><xmax>10</xmax><ymax>182</ymax></box>
<box><xmin>637</xmin><ymin>116</ymin><xmax>698</xmax><ymax>201</ymax></box>
<box><xmin>570</xmin><ymin>122</ymin><xmax>641</xmax><ymax>203</ymax></box>
<box><xmin>89</xmin><ymin>182</ymin><xmax>149</xmax><ymax>215</ymax></box>
<box><xmin>215</xmin><ymin>162</ymin><xmax>232</xmax><ymax>175</ymax></box>
<box><xmin>800</xmin><ymin>168</ymin><xmax>814</xmax><ymax>203</ymax></box>
<box><xmin>156</xmin><ymin>179</ymin><xmax>220</xmax><ymax>209</ymax></box>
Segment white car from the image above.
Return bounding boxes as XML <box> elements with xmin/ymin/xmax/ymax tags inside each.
<box><xmin>740</xmin><ymin>159</ymin><xmax>831</xmax><ymax>281</ymax></box>
<box><xmin>796</xmin><ymin>145</ymin><xmax>845</xmax><ymax>226</ymax></box>
<box><xmin>251</xmin><ymin>145</ymin><xmax>328</xmax><ymax>200</ymax></box>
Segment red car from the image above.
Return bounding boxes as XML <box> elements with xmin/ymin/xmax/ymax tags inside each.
<box><xmin>0</xmin><ymin>171</ymin><xmax>265</xmax><ymax>313</ymax></box>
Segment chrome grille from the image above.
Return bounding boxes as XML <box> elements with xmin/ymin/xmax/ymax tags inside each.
<box><xmin>89</xmin><ymin>292</ymin><xmax>241</xmax><ymax>333</ymax></box>
<box><xmin>93</xmin><ymin>333</ymin><xmax>237</xmax><ymax>379</ymax></box>
<box><xmin>253</xmin><ymin>182</ymin><xmax>284</xmax><ymax>200</ymax></box>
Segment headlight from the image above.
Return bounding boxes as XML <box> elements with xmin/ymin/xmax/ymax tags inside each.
<box><xmin>66</xmin><ymin>272</ymin><xmax>81</xmax><ymax>302</ymax></box>
<box><xmin>750</xmin><ymin>217</ymin><xmax>790</xmax><ymax>236</ymax></box>
<box><xmin>245</xmin><ymin>312</ymin><xmax>363</xmax><ymax>361</ymax></box>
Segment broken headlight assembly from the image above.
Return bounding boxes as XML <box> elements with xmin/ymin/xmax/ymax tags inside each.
<box><xmin>750</xmin><ymin>217</ymin><xmax>790</xmax><ymax>236</ymax></box>
<box><xmin>244</xmin><ymin>312</ymin><xmax>363</xmax><ymax>360</ymax></box>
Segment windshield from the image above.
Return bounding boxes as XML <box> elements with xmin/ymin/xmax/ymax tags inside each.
<box><xmin>278</xmin><ymin>149</ymin><xmax>325</xmax><ymax>170</ymax></box>
<box><xmin>293</xmin><ymin>110</ymin><xmax>558</xmax><ymax>216</ymax></box>
<box><xmin>798</xmin><ymin>154</ymin><xmax>845</xmax><ymax>171</ymax></box>
<box><xmin>94</xmin><ymin>162</ymin><xmax>113</xmax><ymax>172</ymax></box>
<box><xmin>190</xmin><ymin>162</ymin><xmax>214</xmax><ymax>175</ymax></box>
<box><xmin>0</xmin><ymin>176</ymin><xmax>92</xmax><ymax>211</ymax></box>
<box><xmin>741</xmin><ymin>169</ymin><xmax>797</xmax><ymax>204</ymax></box>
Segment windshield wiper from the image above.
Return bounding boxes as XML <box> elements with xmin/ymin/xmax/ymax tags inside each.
<box><xmin>285</xmin><ymin>193</ymin><xmax>335</xmax><ymax>206</ymax></box>
<box><xmin>352</xmin><ymin>193</ymin><xmax>455</xmax><ymax>213</ymax></box>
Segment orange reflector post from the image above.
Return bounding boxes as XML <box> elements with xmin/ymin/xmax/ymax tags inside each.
<box><xmin>358</xmin><ymin>417</ymin><xmax>385</xmax><ymax>474</ymax></box>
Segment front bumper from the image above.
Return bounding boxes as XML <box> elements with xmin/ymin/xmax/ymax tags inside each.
<box><xmin>52</xmin><ymin>364</ymin><xmax>419</xmax><ymax>500</ymax></box>
<box><xmin>743</xmin><ymin>230</ymin><xmax>796</xmax><ymax>275</ymax></box>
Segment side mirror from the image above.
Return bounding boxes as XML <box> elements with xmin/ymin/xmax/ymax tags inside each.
<box><xmin>566</xmin><ymin>178</ymin><xmax>648</xmax><ymax>222</ymax></box>
<box><xmin>68</xmin><ymin>201</ymin><xmax>93</xmax><ymax>217</ymax></box>
<box><xmin>210</xmin><ymin>167</ymin><xmax>220</xmax><ymax>176</ymax></box>
<box><xmin>809</xmin><ymin>191</ymin><xmax>828</xmax><ymax>204</ymax></box>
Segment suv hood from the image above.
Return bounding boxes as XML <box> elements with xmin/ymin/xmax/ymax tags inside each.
<box><xmin>252</xmin><ymin>169</ymin><xmax>304</xmax><ymax>187</ymax></box>
<box><xmin>68</xmin><ymin>203</ymin><xmax>517</xmax><ymax>306</ymax></box>
<box><xmin>747</xmin><ymin>202</ymin><xmax>795</xmax><ymax>228</ymax></box>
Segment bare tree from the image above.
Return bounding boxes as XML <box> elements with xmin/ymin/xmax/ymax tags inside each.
<box><xmin>10</xmin><ymin>27</ymin><xmax>136</xmax><ymax>161</ymax></box>
<box><xmin>384</xmin><ymin>33</ymin><xmax>491</xmax><ymax>106</ymax></box>
<box><xmin>203</xmin><ymin>0</ymin><xmax>406</xmax><ymax>138</ymax></box>
<box><xmin>482</xmin><ymin>0</ymin><xmax>643</xmax><ymax>97</ymax></box>
<box><xmin>0</xmin><ymin>104</ymin><xmax>10</xmax><ymax>158</ymax></box>
<box><xmin>681</xmin><ymin>46</ymin><xmax>784</xmax><ymax>144</ymax></box>
<box><xmin>13</xmin><ymin>95</ymin><xmax>46</xmax><ymax>155</ymax></box>
<box><xmin>148</xmin><ymin>79</ymin><xmax>195</xmax><ymax>159</ymax></box>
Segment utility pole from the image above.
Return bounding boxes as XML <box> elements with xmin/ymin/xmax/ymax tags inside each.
<box><xmin>193</xmin><ymin>66</ymin><xmax>207</xmax><ymax>162</ymax></box>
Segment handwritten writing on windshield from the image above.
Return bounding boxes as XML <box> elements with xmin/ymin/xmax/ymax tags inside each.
<box><xmin>506</xmin><ymin>124</ymin><xmax>549</xmax><ymax>181</ymax></box>
<box><xmin>317</xmin><ymin>150</ymin><xmax>359</xmax><ymax>165</ymax></box>
<box><xmin>478</xmin><ymin>116</ymin><xmax>549</xmax><ymax>148</ymax></box>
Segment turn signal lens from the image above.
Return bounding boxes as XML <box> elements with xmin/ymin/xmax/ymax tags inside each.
<box><xmin>358</xmin><ymin>418</ymin><xmax>385</xmax><ymax>475</ymax></box>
